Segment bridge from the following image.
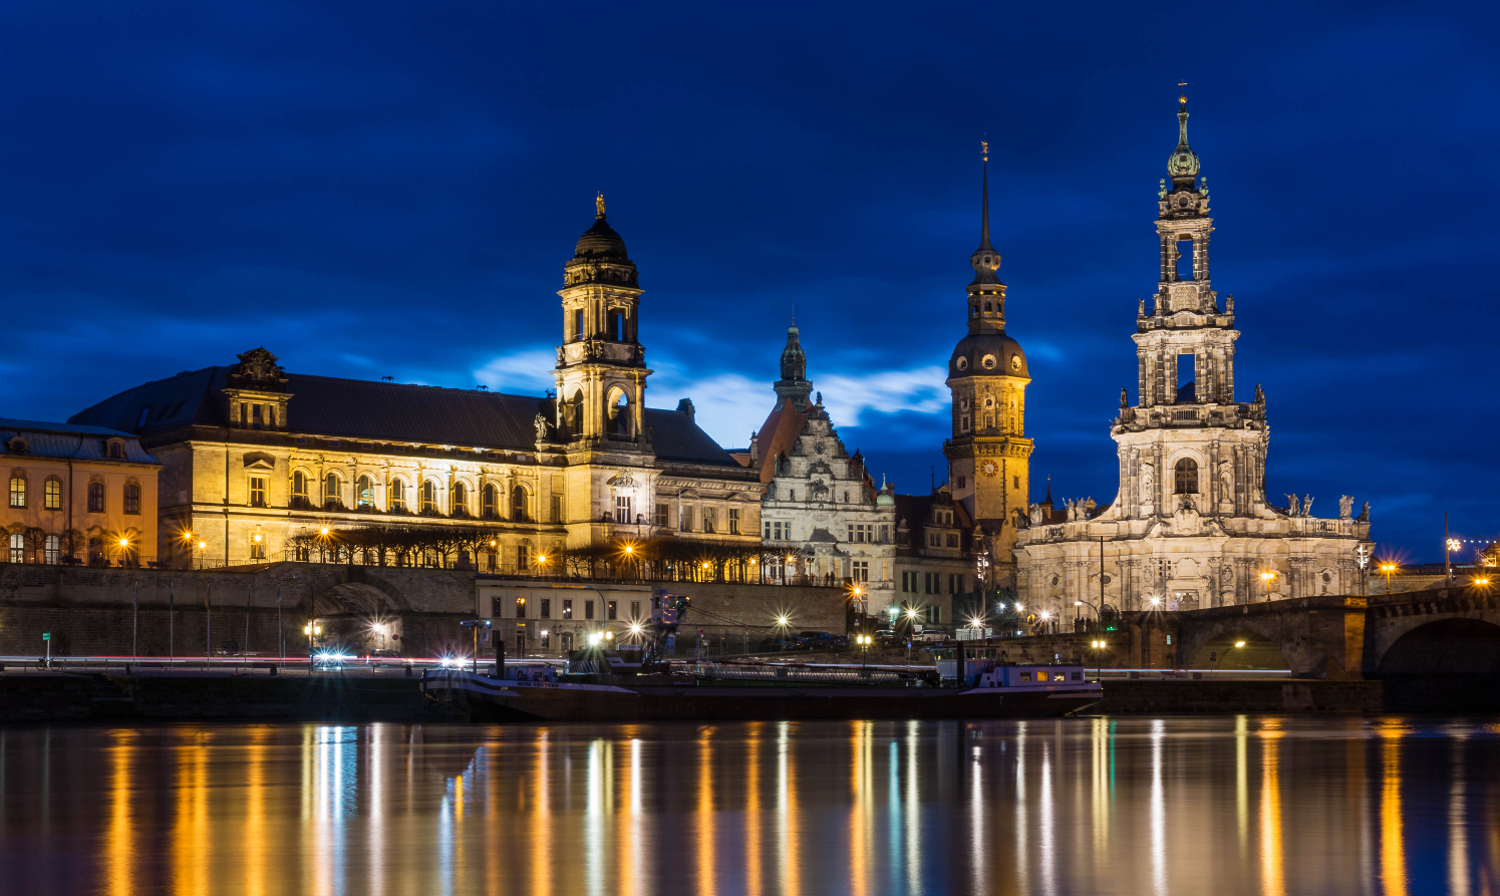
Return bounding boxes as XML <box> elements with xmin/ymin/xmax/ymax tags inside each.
<box><xmin>1167</xmin><ymin>585</ymin><xmax>1500</xmax><ymax>687</ymax></box>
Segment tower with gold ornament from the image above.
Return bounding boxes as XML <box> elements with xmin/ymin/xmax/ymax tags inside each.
<box><xmin>943</xmin><ymin>146</ymin><xmax>1033</xmax><ymax>583</ymax></box>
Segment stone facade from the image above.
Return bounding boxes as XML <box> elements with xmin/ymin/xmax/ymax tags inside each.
<box><xmin>751</xmin><ymin>325</ymin><xmax>895</xmax><ymax>606</ymax></box>
<box><xmin>1013</xmin><ymin>98</ymin><xmax>1374</xmax><ymax>628</ymax></box>
<box><xmin>68</xmin><ymin>201</ymin><xmax>762</xmax><ymax>569</ymax></box>
<box><xmin>1</xmin><ymin>419</ymin><xmax>160</xmax><ymax>566</ymax></box>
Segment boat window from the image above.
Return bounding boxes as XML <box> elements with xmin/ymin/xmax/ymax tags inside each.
<box><xmin>1020</xmin><ymin>672</ymin><xmax>1031</xmax><ymax>682</ymax></box>
<box><xmin>1071</xmin><ymin>672</ymin><xmax>1083</xmax><ymax>681</ymax></box>
<box><xmin>1037</xmin><ymin>671</ymin><xmax>1049</xmax><ymax>682</ymax></box>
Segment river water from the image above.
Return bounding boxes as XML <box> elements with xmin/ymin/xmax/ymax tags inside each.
<box><xmin>0</xmin><ymin>716</ymin><xmax>1495</xmax><ymax>895</ymax></box>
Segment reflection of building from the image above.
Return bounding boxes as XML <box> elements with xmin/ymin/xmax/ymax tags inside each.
<box><xmin>943</xmin><ymin>149</ymin><xmax>1033</xmax><ymax>590</ymax></box>
<box><xmin>1014</xmin><ymin>98</ymin><xmax>1373</xmax><ymax>627</ymax></box>
<box><xmin>69</xmin><ymin>201</ymin><xmax>761</xmax><ymax>568</ymax></box>
<box><xmin>1</xmin><ymin>418</ymin><xmax>159</xmax><ymax>565</ymax></box>
<box><xmin>751</xmin><ymin>324</ymin><xmax>895</xmax><ymax>603</ymax></box>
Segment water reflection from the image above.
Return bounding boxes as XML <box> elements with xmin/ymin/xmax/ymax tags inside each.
<box><xmin>0</xmin><ymin>717</ymin><xmax>1493</xmax><ymax>895</ymax></box>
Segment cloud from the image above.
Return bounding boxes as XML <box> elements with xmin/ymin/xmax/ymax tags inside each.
<box><xmin>473</xmin><ymin>350</ymin><xmax>559</xmax><ymax>394</ymax></box>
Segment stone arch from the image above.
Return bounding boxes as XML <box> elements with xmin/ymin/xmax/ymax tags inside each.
<box><xmin>1376</xmin><ymin>618</ymin><xmax>1500</xmax><ymax>677</ymax></box>
<box><xmin>1177</xmin><ymin>611</ymin><xmax>1331</xmax><ymax>677</ymax></box>
<box><xmin>1184</xmin><ymin>630</ymin><xmax>1291</xmax><ymax>670</ymax></box>
<box><xmin>605</xmin><ymin>385</ymin><xmax>633</xmax><ymax>437</ymax></box>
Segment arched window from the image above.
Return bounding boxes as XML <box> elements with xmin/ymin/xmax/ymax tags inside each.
<box><xmin>323</xmin><ymin>473</ymin><xmax>341</xmax><ymax>509</ymax></box>
<box><xmin>421</xmin><ymin>480</ymin><xmax>439</xmax><ymax>514</ymax></box>
<box><xmin>1174</xmin><ymin>458</ymin><xmax>1198</xmax><ymax>495</ymax></box>
<box><xmin>8</xmin><ymin>532</ymin><xmax>25</xmax><ymax>563</ymax></box>
<box><xmin>292</xmin><ymin>471</ymin><xmax>310</xmax><ymax>508</ymax></box>
<box><xmin>44</xmin><ymin>535</ymin><xmax>59</xmax><ymax>565</ymax></box>
<box><xmin>482</xmin><ymin>484</ymin><xmax>499</xmax><ymax>519</ymax></box>
<box><xmin>389</xmin><ymin>479</ymin><xmax>407</xmax><ymax>512</ymax></box>
<box><xmin>512</xmin><ymin>486</ymin><xmax>528</xmax><ymax>522</ymax></box>
<box><xmin>452</xmin><ymin>482</ymin><xmax>468</xmax><ymax>517</ymax></box>
<box><xmin>8</xmin><ymin>475</ymin><xmax>25</xmax><ymax>509</ymax></box>
<box><xmin>607</xmin><ymin>389</ymin><xmax>631</xmax><ymax>437</ymax></box>
<box><xmin>356</xmin><ymin>475</ymin><xmax>374</xmax><ymax>509</ymax></box>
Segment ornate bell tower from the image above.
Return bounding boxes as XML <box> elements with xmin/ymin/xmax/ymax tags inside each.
<box><xmin>944</xmin><ymin>145</ymin><xmax>1033</xmax><ymax>575</ymax></box>
<box><xmin>553</xmin><ymin>195</ymin><xmax>652</xmax><ymax>445</ymax></box>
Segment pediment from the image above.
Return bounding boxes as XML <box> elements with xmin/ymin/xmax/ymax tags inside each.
<box><xmin>243</xmin><ymin>451</ymin><xmax>277</xmax><ymax>471</ymax></box>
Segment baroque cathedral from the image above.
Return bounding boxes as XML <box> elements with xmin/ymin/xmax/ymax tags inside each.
<box><xmin>1011</xmin><ymin>97</ymin><xmax>1374</xmax><ymax>627</ymax></box>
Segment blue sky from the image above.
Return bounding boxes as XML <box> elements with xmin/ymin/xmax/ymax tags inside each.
<box><xmin>0</xmin><ymin>1</ymin><xmax>1496</xmax><ymax>561</ymax></box>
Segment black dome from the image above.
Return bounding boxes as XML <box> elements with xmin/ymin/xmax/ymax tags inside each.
<box><xmin>948</xmin><ymin>332</ymin><xmax>1028</xmax><ymax>379</ymax></box>
<box><xmin>573</xmin><ymin>215</ymin><xmax>630</xmax><ymax>262</ymax></box>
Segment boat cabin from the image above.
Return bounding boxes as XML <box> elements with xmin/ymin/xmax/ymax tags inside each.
<box><xmin>933</xmin><ymin>645</ymin><xmax>1090</xmax><ymax>688</ymax></box>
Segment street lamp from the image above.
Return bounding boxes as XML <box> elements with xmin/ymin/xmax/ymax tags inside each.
<box><xmin>1379</xmin><ymin>562</ymin><xmax>1398</xmax><ymax>594</ymax></box>
<box><xmin>1259</xmin><ymin>571</ymin><xmax>1277</xmax><ymax>602</ymax></box>
<box><xmin>304</xmin><ymin>622</ymin><xmax>322</xmax><ymax>658</ymax></box>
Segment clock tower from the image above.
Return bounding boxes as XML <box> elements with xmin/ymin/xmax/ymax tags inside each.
<box><xmin>943</xmin><ymin>146</ymin><xmax>1034</xmax><ymax>582</ymax></box>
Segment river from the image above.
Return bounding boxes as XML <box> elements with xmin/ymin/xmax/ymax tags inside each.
<box><xmin>0</xmin><ymin>716</ymin><xmax>1494</xmax><ymax>895</ymax></box>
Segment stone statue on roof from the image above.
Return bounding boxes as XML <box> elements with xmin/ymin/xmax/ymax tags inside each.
<box><xmin>1339</xmin><ymin>495</ymin><xmax>1353</xmax><ymax>520</ymax></box>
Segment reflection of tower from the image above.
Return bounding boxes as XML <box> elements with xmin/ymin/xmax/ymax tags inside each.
<box><xmin>943</xmin><ymin>145</ymin><xmax>1033</xmax><ymax>576</ymax></box>
<box><xmin>554</xmin><ymin>196</ymin><xmax>651</xmax><ymax>443</ymax></box>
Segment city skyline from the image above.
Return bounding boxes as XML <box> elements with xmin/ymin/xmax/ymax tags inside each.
<box><xmin>1</xmin><ymin>2</ymin><xmax>1496</xmax><ymax>561</ymax></box>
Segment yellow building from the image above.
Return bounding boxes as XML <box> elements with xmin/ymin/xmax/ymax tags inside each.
<box><xmin>68</xmin><ymin>203</ymin><xmax>762</xmax><ymax>569</ymax></box>
<box><xmin>2</xmin><ymin>419</ymin><xmax>160</xmax><ymax>565</ymax></box>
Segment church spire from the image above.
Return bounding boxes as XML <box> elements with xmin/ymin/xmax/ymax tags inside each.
<box><xmin>978</xmin><ymin>140</ymin><xmax>993</xmax><ymax>252</ymax></box>
<box><xmin>773</xmin><ymin>319</ymin><xmax>813</xmax><ymax>410</ymax></box>
<box><xmin>967</xmin><ymin>141</ymin><xmax>1006</xmax><ymax>332</ymax></box>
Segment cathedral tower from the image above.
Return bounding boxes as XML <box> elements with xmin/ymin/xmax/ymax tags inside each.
<box><xmin>553</xmin><ymin>195</ymin><xmax>652</xmax><ymax>445</ymax></box>
<box><xmin>773</xmin><ymin>322</ymin><xmax>813</xmax><ymax>411</ymax></box>
<box><xmin>944</xmin><ymin>146</ymin><xmax>1033</xmax><ymax>574</ymax></box>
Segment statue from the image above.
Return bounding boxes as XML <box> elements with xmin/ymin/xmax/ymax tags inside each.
<box><xmin>1063</xmin><ymin>498</ymin><xmax>1077</xmax><ymax>521</ymax></box>
<box><xmin>1254</xmin><ymin>383</ymin><xmax>1265</xmax><ymax>405</ymax></box>
<box><xmin>1226</xmin><ymin>294</ymin><xmax>1234</xmax><ymax>314</ymax></box>
<box><xmin>1138</xmin><ymin>299</ymin><xmax>1146</xmax><ymax>318</ymax></box>
<box><xmin>533</xmin><ymin>414</ymin><xmax>549</xmax><ymax>441</ymax></box>
<box><xmin>1029</xmin><ymin>503</ymin><xmax>1045</xmax><ymax>525</ymax></box>
<box><xmin>1218</xmin><ymin>461</ymin><xmax>1233</xmax><ymax>499</ymax></box>
<box><xmin>1158</xmin><ymin>178</ymin><xmax>1167</xmax><ymax>200</ymax></box>
<box><xmin>1303</xmin><ymin>495</ymin><xmax>1314</xmax><ymax>517</ymax></box>
<box><xmin>1285</xmin><ymin>494</ymin><xmax>1300</xmax><ymax>516</ymax></box>
<box><xmin>596</xmin><ymin>192</ymin><xmax>606</xmax><ymax>217</ymax></box>
<box><xmin>1357</xmin><ymin>501</ymin><xmax>1370</xmax><ymax>523</ymax></box>
<box><xmin>1120</xmin><ymin>388</ymin><xmax>1129</xmax><ymax>411</ymax></box>
<box><xmin>1339</xmin><ymin>495</ymin><xmax>1353</xmax><ymax>520</ymax></box>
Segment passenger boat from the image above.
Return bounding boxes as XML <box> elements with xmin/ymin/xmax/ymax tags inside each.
<box><xmin>422</xmin><ymin>644</ymin><xmax>1103</xmax><ymax>722</ymax></box>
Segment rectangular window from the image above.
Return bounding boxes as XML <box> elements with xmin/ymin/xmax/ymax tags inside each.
<box><xmin>8</xmin><ymin>476</ymin><xmax>25</xmax><ymax>508</ymax></box>
<box><xmin>927</xmin><ymin>605</ymin><xmax>941</xmax><ymax>625</ymax></box>
<box><xmin>44</xmin><ymin>535</ymin><xmax>59</xmax><ymax>565</ymax></box>
<box><xmin>929</xmin><ymin>532</ymin><xmax>940</xmax><ymax>547</ymax></box>
<box><xmin>563</xmin><ymin>599</ymin><xmax>573</xmax><ymax>619</ymax></box>
<box><xmin>607</xmin><ymin>600</ymin><xmax>617</xmax><ymax>620</ymax></box>
<box><xmin>957</xmin><ymin>476</ymin><xmax>966</xmax><ymax>489</ymax></box>
<box><xmin>8</xmin><ymin>532</ymin><xmax>25</xmax><ymax>564</ymax></box>
<box><xmin>87</xmin><ymin>482</ymin><xmax>105</xmax><ymax>513</ymax></box>
<box><xmin>551</xmin><ymin>494</ymin><xmax>563</xmax><ymax>523</ymax></box>
<box><xmin>517</xmin><ymin>544</ymin><xmax>530</xmax><ymax>571</ymax></box>
<box><xmin>44</xmin><ymin>478</ymin><xmax>61</xmax><ymax>510</ymax></box>
<box><xmin>487</xmin><ymin>552</ymin><xmax>497</xmax><ymax>571</ymax></box>
<box><xmin>585</xmin><ymin>600</ymin><xmax>595</xmax><ymax>620</ymax></box>
<box><xmin>251</xmin><ymin>403</ymin><xmax>263</xmax><ymax>429</ymax></box>
<box><xmin>630</xmin><ymin>600</ymin><xmax>640</xmax><ymax>619</ymax></box>
<box><xmin>1020</xmin><ymin>671</ymin><xmax>1031</xmax><ymax>683</ymax></box>
<box><xmin>961</xmin><ymin>415</ymin><xmax>970</xmax><ymax>432</ymax></box>
<box><xmin>852</xmin><ymin>560</ymin><xmax>869</xmax><ymax>582</ymax></box>
<box><xmin>728</xmin><ymin>507</ymin><xmax>740</xmax><ymax>535</ymax></box>
<box><xmin>515</xmin><ymin>597</ymin><xmax>526</xmax><ymax>619</ymax></box>
<box><xmin>702</xmin><ymin>507</ymin><xmax>716</xmax><ymax>534</ymax></box>
<box><xmin>540</xmin><ymin>598</ymin><xmax>551</xmax><ymax>619</ymax></box>
<box><xmin>249</xmin><ymin>476</ymin><xmax>266</xmax><ymax>508</ymax></box>
<box><xmin>615</xmin><ymin>495</ymin><xmax>632</xmax><ymax>524</ymax></box>
<box><xmin>945</xmin><ymin>533</ymin><xmax>959</xmax><ymax>548</ymax></box>
<box><xmin>655</xmin><ymin>502</ymin><xmax>669</xmax><ymax>527</ymax></box>
<box><xmin>680</xmin><ymin>506</ymin><xmax>693</xmax><ymax>532</ymax></box>
<box><xmin>249</xmin><ymin>541</ymin><xmax>266</xmax><ymax>560</ymax></box>
<box><xmin>879</xmin><ymin>525</ymin><xmax>889</xmax><ymax>544</ymax></box>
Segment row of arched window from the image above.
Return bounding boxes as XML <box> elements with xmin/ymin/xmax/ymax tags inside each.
<box><xmin>9</xmin><ymin>474</ymin><xmax>139</xmax><ymax>514</ymax></box>
<box><xmin>288</xmin><ymin>471</ymin><xmax>531</xmax><ymax>520</ymax></box>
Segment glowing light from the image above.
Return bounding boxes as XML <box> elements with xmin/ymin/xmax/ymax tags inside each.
<box><xmin>1014</xmin><ymin>603</ymin><xmax>1023</xmax><ymax>612</ymax></box>
<box><xmin>1234</xmin><ymin>641</ymin><xmax>1246</xmax><ymax>648</ymax></box>
<box><xmin>624</xmin><ymin>545</ymin><xmax>634</xmax><ymax>555</ymax></box>
<box><xmin>537</xmin><ymin>554</ymin><xmax>547</xmax><ymax>564</ymax></box>
<box><xmin>118</xmin><ymin>538</ymin><xmax>129</xmax><ymax>547</ymax></box>
<box><xmin>319</xmin><ymin>527</ymin><xmax>330</xmax><ymax>536</ymax></box>
<box><xmin>252</xmin><ymin>534</ymin><xmax>261</xmax><ymax>543</ymax></box>
<box><xmin>1260</xmin><ymin>572</ymin><xmax>1276</xmax><ymax>581</ymax></box>
<box><xmin>629</xmin><ymin>623</ymin><xmax>644</xmax><ymax>636</ymax></box>
<box><xmin>1447</xmin><ymin>539</ymin><xmax>1461</xmax><ymax>552</ymax></box>
<box><xmin>198</xmin><ymin>541</ymin><xmax>206</xmax><ymax>550</ymax></box>
<box><xmin>775</xmin><ymin>615</ymin><xmax>789</xmax><ymax>627</ymax></box>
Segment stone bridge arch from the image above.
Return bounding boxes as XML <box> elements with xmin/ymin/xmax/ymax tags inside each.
<box><xmin>1176</xmin><ymin>595</ymin><xmax>1367</xmax><ymax>679</ymax></box>
<box><xmin>1364</xmin><ymin>588</ymin><xmax>1500</xmax><ymax>672</ymax></box>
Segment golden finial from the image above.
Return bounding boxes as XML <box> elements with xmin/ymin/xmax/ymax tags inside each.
<box><xmin>595</xmin><ymin>192</ymin><xmax>606</xmax><ymax>217</ymax></box>
<box><xmin>1178</xmin><ymin>81</ymin><xmax>1188</xmax><ymax>106</ymax></box>
<box><xmin>981</xmin><ymin>139</ymin><xmax>989</xmax><ymax>162</ymax></box>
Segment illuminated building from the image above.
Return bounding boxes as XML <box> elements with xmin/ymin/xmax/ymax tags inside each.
<box><xmin>1013</xmin><ymin>98</ymin><xmax>1374</xmax><ymax>629</ymax></box>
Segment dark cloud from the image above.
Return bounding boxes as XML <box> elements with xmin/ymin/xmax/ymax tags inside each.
<box><xmin>0</xmin><ymin>0</ymin><xmax>1495</xmax><ymax>560</ymax></box>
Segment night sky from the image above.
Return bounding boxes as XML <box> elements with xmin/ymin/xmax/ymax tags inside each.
<box><xmin>1</xmin><ymin>2</ymin><xmax>1495</xmax><ymax>562</ymax></box>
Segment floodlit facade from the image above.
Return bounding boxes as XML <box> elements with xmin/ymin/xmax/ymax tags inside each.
<box><xmin>1013</xmin><ymin>98</ymin><xmax>1374</xmax><ymax>627</ymax></box>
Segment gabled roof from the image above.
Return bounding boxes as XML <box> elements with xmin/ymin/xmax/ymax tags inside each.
<box><xmin>751</xmin><ymin>397</ymin><xmax>811</xmax><ymax>483</ymax></box>
<box><xmin>68</xmin><ymin>366</ymin><xmax>740</xmax><ymax>467</ymax></box>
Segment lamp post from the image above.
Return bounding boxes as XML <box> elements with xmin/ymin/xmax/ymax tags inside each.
<box><xmin>1379</xmin><ymin>562</ymin><xmax>1398</xmax><ymax>594</ymax></box>
<box><xmin>1088</xmin><ymin>638</ymin><xmax>1108</xmax><ymax>678</ymax></box>
<box><xmin>1446</xmin><ymin>533</ymin><xmax>1460</xmax><ymax>585</ymax></box>
<box><xmin>1259</xmin><ymin>571</ymin><xmax>1277</xmax><ymax>602</ymax></box>
<box><xmin>1074</xmin><ymin>599</ymin><xmax>1100</xmax><ymax>633</ymax></box>
<box><xmin>304</xmin><ymin>621</ymin><xmax>322</xmax><ymax>664</ymax></box>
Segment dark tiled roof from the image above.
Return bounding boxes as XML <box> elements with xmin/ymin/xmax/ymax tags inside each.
<box><xmin>69</xmin><ymin>367</ymin><xmax>739</xmax><ymax>466</ymax></box>
<box><xmin>0</xmin><ymin>418</ymin><xmax>157</xmax><ymax>463</ymax></box>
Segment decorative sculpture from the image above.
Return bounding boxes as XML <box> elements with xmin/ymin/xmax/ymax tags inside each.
<box><xmin>1303</xmin><ymin>495</ymin><xmax>1314</xmax><ymax>517</ymax></box>
<box><xmin>1339</xmin><ymin>495</ymin><xmax>1353</xmax><ymax>520</ymax></box>
<box><xmin>1120</xmin><ymin>388</ymin><xmax>1129</xmax><ymax>411</ymax></box>
<box><xmin>596</xmin><ymin>193</ymin><xmax>606</xmax><ymax>217</ymax></box>
<box><xmin>1029</xmin><ymin>503</ymin><xmax>1045</xmax><ymax>525</ymax></box>
<box><xmin>1357</xmin><ymin>502</ymin><xmax>1370</xmax><ymax>523</ymax></box>
<box><xmin>1218</xmin><ymin>461</ymin><xmax>1233</xmax><ymax>500</ymax></box>
<box><xmin>1138</xmin><ymin>299</ymin><xmax>1146</xmax><ymax>317</ymax></box>
<box><xmin>533</xmin><ymin>414</ymin><xmax>549</xmax><ymax>441</ymax></box>
<box><xmin>1285</xmin><ymin>494</ymin><xmax>1300</xmax><ymax>516</ymax></box>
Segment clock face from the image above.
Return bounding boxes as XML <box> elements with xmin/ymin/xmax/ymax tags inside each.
<box><xmin>981</xmin><ymin>461</ymin><xmax>999</xmax><ymax>478</ymax></box>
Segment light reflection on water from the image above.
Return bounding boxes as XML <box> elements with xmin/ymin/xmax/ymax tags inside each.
<box><xmin>1</xmin><ymin>716</ymin><xmax>1497</xmax><ymax>895</ymax></box>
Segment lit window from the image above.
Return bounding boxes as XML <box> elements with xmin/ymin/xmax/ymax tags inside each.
<box><xmin>728</xmin><ymin>507</ymin><xmax>740</xmax><ymax>535</ymax></box>
<box><xmin>615</xmin><ymin>495</ymin><xmax>632</xmax><ymax>524</ymax></box>
<box><xmin>323</xmin><ymin>473</ymin><xmax>341</xmax><ymax>509</ymax></box>
<box><xmin>9</xmin><ymin>532</ymin><xmax>25</xmax><ymax>563</ymax></box>
<box><xmin>452</xmin><ymin>482</ymin><xmax>468</xmax><ymax>516</ymax></box>
<box><xmin>512</xmin><ymin>486</ymin><xmax>528</xmax><ymax>522</ymax></box>
<box><xmin>44</xmin><ymin>478</ymin><xmax>62</xmax><ymax>510</ymax></box>
<box><xmin>43</xmin><ymin>535</ymin><xmax>59</xmax><ymax>565</ymax></box>
<box><xmin>702</xmin><ymin>507</ymin><xmax>716</xmax><ymax>534</ymax></box>
<box><xmin>8</xmin><ymin>476</ymin><xmax>25</xmax><ymax>508</ymax></box>
<box><xmin>291</xmin><ymin>471</ymin><xmax>310</xmax><ymax>508</ymax></box>
<box><xmin>422</xmin><ymin>481</ymin><xmax>438</xmax><ymax>514</ymax></box>
<box><xmin>656</xmin><ymin>503</ymin><xmax>669</xmax><ymax>527</ymax></box>
<box><xmin>389</xmin><ymin>479</ymin><xmax>406</xmax><ymax>512</ymax></box>
<box><xmin>356</xmin><ymin>475</ymin><xmax>374</xmax><ymax>509</ymax></box>
<box><xmin>482</xmin><ymin>484</ymin><xmax>499</xmax><ymax>519</ymax></box>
